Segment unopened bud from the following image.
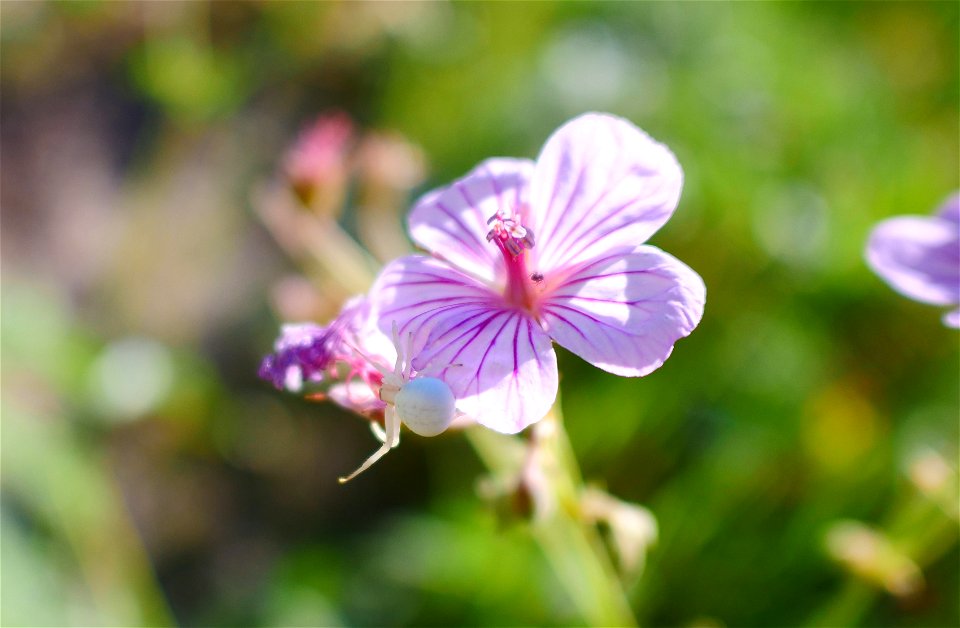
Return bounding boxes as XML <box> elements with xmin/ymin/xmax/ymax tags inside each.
<box><xmin>284</xmin><ymin>111</ymin><xmax>354</xmax><ymax>212</ymax></box>
<box><xmin>825</xmin><ymin>520</ymin><xmax>923</xmax><ymax>597</ymax></box>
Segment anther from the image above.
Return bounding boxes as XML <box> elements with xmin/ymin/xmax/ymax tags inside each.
<box><xmin>486</xmin><ymin>210</ymin><xmax>536</xmax><ymax>258</ymax></box>
<box><xmin>521</xmin><ymin>229</ymin><xmax>535</xmax><ymax>249</ymax></box>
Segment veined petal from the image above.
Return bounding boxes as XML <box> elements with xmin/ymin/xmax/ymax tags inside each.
<box><xmin>368</xmin><ymin>254</ymin><xmax>500</xmax><ymax>344</ymax></box>
<box><xmin>410</xmin><ymin>307</ymin><xmax>558</xmax><ymax>434</ymax></box>
<box><xmin>527</xmin><ymin>113</ymin><xmax>683</xmax><ymax>274</ymax></box>
<box><xmin>540</xmin><ymin>246</ymin><xmax>705</xmax><ymax>377</ymax></box>
<box><xmin>866</xmin><ymin>215</ymin><xmax>960</xmax><ymax>306</ymax></box>
<box><xmin>367</xmin><ymin>254</ymin><xmax>560</xmax><ymax>431</ymax></box>
<box><xmin>409</xmin><ymin>158</ymin><xmax>535</xmax><ymax>284</ymax></box>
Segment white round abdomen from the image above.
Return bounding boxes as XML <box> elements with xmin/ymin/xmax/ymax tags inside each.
<box><xmin>395</xmin><ymin>377</ymin><xmax>456</xmax><ymax>437</ymax></box>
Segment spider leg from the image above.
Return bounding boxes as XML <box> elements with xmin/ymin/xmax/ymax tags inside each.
<box><xmin>403</xmin><ymin>330</ymin><xmax>416</xmax><ymax>379</ymax></box>
<box><xmin>340</xmin><ymin>338</ymin><xmax>391</xmax><ymax>379</ymax></box>
<box><xmin>418</xmin><ymin>357</ymin><xmax>464</xmax><ymax>379</ymax></box>
<box><xmin>391</xmin><ymin>321</ymin><xmax>404</xmax><ymax>376</ymax></box>
<box><xmin>386</xmin><ymin>404</ymin><xmax>401</xmax><ymax>449</ymax></box>
<box><xmin>338</xmin><ymin>406</ymin><xmax>401</xmax><ymax>483</ymax></box>
<box><xmin>369</xmin><ymin>419</ymin><xmax>387</xmax><ymax>443</ymax></box>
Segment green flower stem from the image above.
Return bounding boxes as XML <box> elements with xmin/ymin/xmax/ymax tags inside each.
<box><xmin>467</xmin><ymin>400</ymin><xmax>637</xmax><ymax>627</ymax></box>
<box><xmin>808</xmin><ymin>487</ymin><xmax>959</xmax><ymax>627</ymax></box>
<box><xmin>3</xmin><ymin>403</ymin><xmax>173</xmax><ymax>626</ymax></box>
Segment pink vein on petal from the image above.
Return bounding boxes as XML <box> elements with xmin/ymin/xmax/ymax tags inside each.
<box><xmin>546</xmin><ymin>165</ymin><xmax>638</xmax><ymax>266</ymax></box>
<box><xmin>408</xmin><ymin>306</ymin><xmax>557</xmax><ymax>434</ymax></box>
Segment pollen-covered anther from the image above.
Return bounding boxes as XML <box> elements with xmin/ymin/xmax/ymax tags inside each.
<box><xmin>486</xmin><ymin>210</ymin><xmax>535</xmax><ymax>257</ymax></box>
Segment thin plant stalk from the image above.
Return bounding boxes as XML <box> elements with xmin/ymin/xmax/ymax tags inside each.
<box><xmin>467</xmin><ymin>402</ymin><xmax>637</xmax><ymax>627</ymax></box>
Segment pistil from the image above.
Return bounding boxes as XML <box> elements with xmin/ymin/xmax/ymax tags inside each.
<box><xmin>486</xmin><ymin>210</ymin><xmax>537</xmax><ymax>310</ymax></box>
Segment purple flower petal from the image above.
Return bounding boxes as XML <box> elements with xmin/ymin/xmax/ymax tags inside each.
<box><xmin>408</xmin><ymin>158</ymin><xmax>535</xmax><ymax>284</ymax></box>
<box><xmin>526</xmin><ymin>113</ymin><xmax>683</xmax><ymax>274</ymax></box>
<box><xmin>258</xmin><ymin>322</ymin><xmax>333</xmax><ymax>391</ymax></box>
<box><xmin>944</xmin><ymin>308</ymin><xmax>960</xmax><ymax>329</ymax></box>
<box><xmin>368</xmin><ymin>254</ymin><xmax>557</xmax><ymax>433</ymax></box>
<box><xmin>936</xmin><ymin>193</ymin><xmax>960</xmax><ymax>224</ymax></box>
<box><xmin>369</xmin><ymin>254</ymin><xmax>501</xmax><ymax>342</ymax></box>
<box><xmin>866</xmin><ymin>215</ymin><xmax>960</xmax><ymax>307</ymax></box>
<box><xmin>411</xmin><ymin>307</ymin><xmax>558</xmax><ymax>434</ymax></box>
<box><xmin>540</xmin><ymin>246</ymin><xmax>706</xmax><ymax>377</ymax></box>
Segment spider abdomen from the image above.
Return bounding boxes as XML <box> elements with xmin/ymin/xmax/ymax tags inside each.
<box><xmin>395</xmin><ymin>377</ymin><xmax>456</xmax><ymax>437</ymax></box>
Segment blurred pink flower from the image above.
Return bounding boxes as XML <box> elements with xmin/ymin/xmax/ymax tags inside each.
<box><xmin>283</xmin><ymin>111</ymin><xmax>354</xmax><ymax>206</ymax></box>
<box><xmin>866</xmin><ymin>193</ymin><xmax>960</xmax><ymax>328</ymax></box>
<box><xmin>369</xmin><ymin>113</ymin><xmax>706</xmax><ymax>433</ymax></box>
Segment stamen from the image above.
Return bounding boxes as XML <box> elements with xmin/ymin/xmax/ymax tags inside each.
<box><xmin>486</xmin><ymin>209</ymin><xmax>536</xmax><ymax>258</ymax></box>
<box><xmin>485</xmin><ymin>208</ymin><xmax>538</xmax><ymax>309</ymax></box>
<box><xmin>521</xmin><ymin>230</ymin><xmax>535</xmax><ymax>249</ymax></box>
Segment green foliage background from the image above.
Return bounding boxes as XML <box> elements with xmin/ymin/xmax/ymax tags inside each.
<box><xmin>2</xmin><ymin>2</ymin><xmax>957</xmax><ymax>626</ymax></box>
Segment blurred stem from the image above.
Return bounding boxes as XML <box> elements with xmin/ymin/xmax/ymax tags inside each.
<box><xmin>808</xmin><ymin>489</ymin><xmax>959</xmax><ymax>627</ymax></box>
<box><xmin>3</xmin><ymin>403</ymin><xmax>173</xmax><ymax>626</ymax></box>
<box><xmin>467</xmin><ymin>401</ymin><xmax>637</xmax><ymax>627</ymax></box>
<box><xmin>254</xmin><ymin>183</ymin><xmax>379</xmax><ymax>295</ymax></box>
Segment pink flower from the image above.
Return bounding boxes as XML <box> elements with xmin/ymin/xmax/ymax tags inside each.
<box><xmin>368</xmin><ymin>113</ymin><xmax>706</xmax><ymax>434</ymax></box>
<box><xmin>283</xmin><ymin>111</ymin><xmax>355</xmax><ymax>206</ymax></box>
<box><xmin>866</xmin><ymin>193</ymin><xmax>960</xmax><ymax>328</ymax></box>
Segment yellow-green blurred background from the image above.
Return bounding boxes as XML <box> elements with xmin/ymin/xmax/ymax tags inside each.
<box><xmin>2</xmin><ymin>2</ymin><xmax>957</xmax><ymax>626</ymax></box>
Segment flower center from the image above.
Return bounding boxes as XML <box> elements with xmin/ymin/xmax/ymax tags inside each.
<box><xmin>486</xmin><ymin>209</ymin><xmax>537</xmax><ymax>309</ymax></box>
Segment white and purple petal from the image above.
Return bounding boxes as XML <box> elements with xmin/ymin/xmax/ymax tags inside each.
<box><xmin>539</xmin><ymin>246</ymin><xmax>706</xmax><ymax>377</ymax></box>
<box><xmin>526</xmin><ymin>113</ymin><xmax>683</xmax><ymax>274</ymax></box>
<box><xmin>411</xmin><ymin>307</ymin><xmax>558</xmax><ymax>434</ymax></box>
<box><xmin>866</xmin><ymin>214</ymin><xmax>960</xmax><ymax>307</ymax></box>
<box><xmin>408</xmin><ymin>158</ymin><xmax>535</xmax><ymax>285</ymax></box>
<box><xmin>936</xmin><ymin>192</ymin><xmax>959</xmax><ymax>224</ymax></box>
<box><xmin>367</xmin><ymin>254</ymin><xmax>558</xmax><ymax>433</ymax></box>
<box><xmin>368</xmin><ymin>254</ymin><xmax>501</xmax><ymax>344</ymax></box>
<box><xmin>943</xmin><ymin>308</ymin><xmax>960</xmax><ymax>329</ymax></box>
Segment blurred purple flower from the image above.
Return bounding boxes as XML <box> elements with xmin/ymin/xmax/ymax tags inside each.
<box><xmin>369</xmin><ymin>113</ymin><xmax>706</xmax><ymax>433</ymax></box>
<box><xmin>259</xmin><ymin>297</ymin><xmax>390</xmax><ymax>415</ymax></box>
<box><xmin>866</xmin><ymin>193</ymin><xmax>960</xmax><ymax>328</ymax></box>
<box><xmin>258</xmin><ymin>322</ymin><xmax>332</xmax><ymax>392</ymax></box>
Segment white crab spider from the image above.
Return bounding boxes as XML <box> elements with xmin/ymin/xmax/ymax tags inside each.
<box><xmin>338</xmin><ymin>323</ymin><xmax>458</xmax><ymax>483</ymax></box>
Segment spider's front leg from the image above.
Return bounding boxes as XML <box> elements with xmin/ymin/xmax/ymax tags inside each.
<box><xmin>338</xmin><ymin>406</ymin><xmax>401</xmax><ymax>483</ymax></box>
<box><xmin>385</xmin><ymin>404</ymin><xmax>401</xmax><ymax>449</ymax></box>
